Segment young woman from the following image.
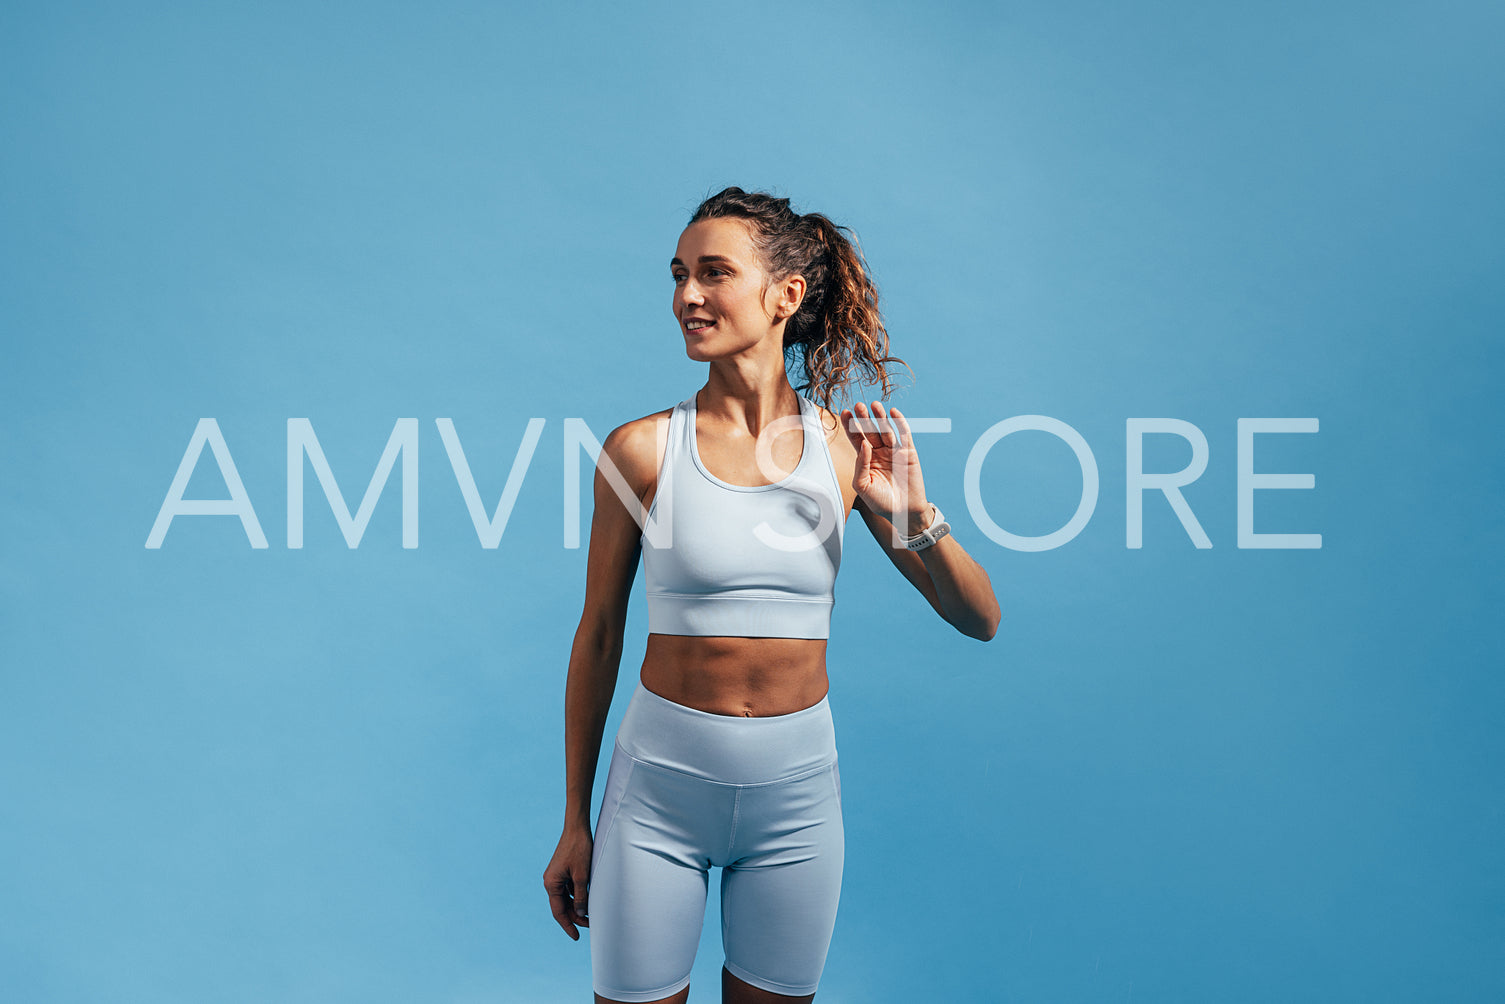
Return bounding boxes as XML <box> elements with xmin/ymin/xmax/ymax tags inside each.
<box><xmin>543</xmin><ymin>186</ymin><xmax>1001</xmax><ymax>1003</ymax></box>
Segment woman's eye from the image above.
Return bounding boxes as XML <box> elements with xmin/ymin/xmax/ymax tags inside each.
<box><xmin>671</xmin><ymin>269</ymin><xmax>728</xmax><ymax>283</ymax></box>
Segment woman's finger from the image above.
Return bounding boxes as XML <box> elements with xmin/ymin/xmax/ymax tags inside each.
<box><xmin>547</xmin><ymin>886</ymin><xmax>580</xmax><ymax>940</ymax></box>
<box><xmin>870</xmin><ymin>401</ymin><xmax>898</xmax><ymax>449</ymax></box>
<box><xmin>851</xmin><ymin>401</ymin><xmax>882</xmax><ymax>449</ymax></box>
<box><xmin>575</xmin><ymin>870</ymin><xmax>590</xmax><ymax>925</ymax></box>
<box><xmin>890</xmin><ymin>406</ymin><xmax>912</xmax><ymax>452</ymax></box>
<box><xmin>840</xmin><ymin>408</ymin><xmax>862</xmax><ymax>448</ymax></box>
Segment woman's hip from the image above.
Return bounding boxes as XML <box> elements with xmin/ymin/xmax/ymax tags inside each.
<box><xmin>614</xmin><ymin>681</ymin><xmax>837</xmax><ymax>786</ymax></box>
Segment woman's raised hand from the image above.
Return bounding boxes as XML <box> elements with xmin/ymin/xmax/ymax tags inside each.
<box><xmin>841</xmin><ymin>400</ymin><xmax>931</xmax><ymax>533</ymax></box>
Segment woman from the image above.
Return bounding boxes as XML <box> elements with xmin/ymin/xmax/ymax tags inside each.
<box><xmin>543</xmin><ymin>186</ymin><xmax>1001</xmax><ymax>1003</ymax></box>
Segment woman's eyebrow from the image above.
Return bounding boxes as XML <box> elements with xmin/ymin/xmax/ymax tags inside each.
<box><xmin>669</xmin><ymin>254</ymin><xmax>736</xmax><ymax>267</ymax></box>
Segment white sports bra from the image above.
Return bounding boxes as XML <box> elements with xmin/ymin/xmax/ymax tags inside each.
<box><xmin>640</xmin><ymin>390</ymin><xmax>847</xmax><ymax>639</ymax></box>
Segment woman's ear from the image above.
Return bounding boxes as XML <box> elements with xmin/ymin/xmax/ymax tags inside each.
<box><xmin>775</xmin><ymin>274</ymin><xmax>806</xmax><ymax>320</ymax></box>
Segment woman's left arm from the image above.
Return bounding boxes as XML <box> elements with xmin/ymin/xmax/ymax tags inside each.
<box><xmin>855</xmin><ymin>497</ymin><xmax>1000</xmax><ymax>641</ymax></box>
<box><xmin>844</xmin><ymin>401</ymin><xmax>1001</xmax><ymax>642</ymax></box>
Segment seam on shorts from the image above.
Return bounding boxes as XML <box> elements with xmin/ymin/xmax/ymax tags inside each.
<box><xmin>727</xmin><ymin>787</ymin><xmax>742</xmax><ymax>857</ymax></box>
<box><xmin>831</xmin><ymin>758</ymin><xmax>842</xmax><ymax>807</ymax></box>
<box><xmin>591</xmin><ymin>745</ymin><xmax>636</xmax><ymax>878</ymax></box>
<box><xmin>620</xmin><ymin>751</ymin><xmax>838</xmax><ymax>788</ymax></box>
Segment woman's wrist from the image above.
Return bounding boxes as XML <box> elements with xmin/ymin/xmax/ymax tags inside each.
<box><xmin>563</xmin><ymin>797</ymin><xmax>594</xmax><ymax>831</ymax></box>
<box><xmin>902</xmin><ymin>501</ymin><xmax>952</xmax><ymax>552</ymax></box>
<box><xmin>895</xmin><ymin>501</ymin><xmax>935</xmax><ymax>537</ymax></box>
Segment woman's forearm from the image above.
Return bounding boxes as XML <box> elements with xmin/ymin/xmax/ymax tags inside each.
<box><xmin>915</xmin><ymin>530</ymin><xmax>1001</xmax><ymax>641</ymax></box>
<box><xmin>562</xmin><ymin>625</ymin><xmax>625</xmax><ymax>830</ymax></box>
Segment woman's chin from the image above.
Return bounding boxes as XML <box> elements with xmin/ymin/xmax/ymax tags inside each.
<box><xmin>683</xmin><ymin>335</ymin><xmax>762</xmax><ymax>363</ymax></box>
<box><xmin>684</xmin><ymin>341</ymin><xmax>722</xmax><ymax>362</ymax></box>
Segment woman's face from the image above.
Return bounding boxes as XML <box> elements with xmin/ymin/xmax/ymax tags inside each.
<box><xmin>670</xmin><ymin>217</ymin><xmax>801</xmax><ymax>362</ymax></box>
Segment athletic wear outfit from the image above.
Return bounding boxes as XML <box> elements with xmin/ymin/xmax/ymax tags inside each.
<box><xmin>589</xmin><ymin>390</ymin><xmax>847</xmax><ymax>1001</ymax></box>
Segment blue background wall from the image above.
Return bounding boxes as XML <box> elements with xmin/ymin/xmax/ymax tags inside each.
<box><xmin>3</xmin><ymin>1</ymin><xmax>1501</xmax><ymax>1000</ymax></box>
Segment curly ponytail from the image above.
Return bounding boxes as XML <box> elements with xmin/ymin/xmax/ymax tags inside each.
<box><xmin>687</xmin><ymin>186</ymin><xmax>911</xmax><ymax>418</ymax></box>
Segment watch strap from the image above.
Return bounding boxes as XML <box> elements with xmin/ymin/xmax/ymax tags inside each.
<box><xmin>902</xmin><ymin>503</ymin><xmax>951</xmax><ymax>551</ymax></box>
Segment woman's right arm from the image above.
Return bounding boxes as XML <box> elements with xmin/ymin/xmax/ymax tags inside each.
<box><xmin>543</xmin><ymin>417</ymin><xmax>660</xmax><ymax>940</ymax></box>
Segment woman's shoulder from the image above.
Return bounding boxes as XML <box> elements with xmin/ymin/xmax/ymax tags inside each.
<box><xmin>599</xmin><ymin>404</ymin><xmax>677</xmax><ymax>486</ymax></box>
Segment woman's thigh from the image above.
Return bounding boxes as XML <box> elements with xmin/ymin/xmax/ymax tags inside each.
<box><xmin>719</xmin><ymin>761</ymin><xmax>845</xmax><ymax>998</ymax></box>
<box><xmin>589</xmin><ymin>748</ymin><xmax>729</xmax><ymax>1002</ymax></box>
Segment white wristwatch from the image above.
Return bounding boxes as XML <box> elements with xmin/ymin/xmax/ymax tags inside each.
<box><xmin>902</xmin><ymin>503</ymin><xmax>951</xmax><ymax>551</ymax></box>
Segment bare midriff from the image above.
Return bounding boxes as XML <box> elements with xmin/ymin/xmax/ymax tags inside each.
<box><xmin>640</xmin><ymin>633</ymin><xmax>830</xmax><ymax>718</ymax></box>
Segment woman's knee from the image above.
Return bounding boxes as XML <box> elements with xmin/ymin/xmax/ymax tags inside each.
<box><xmin>595</xmin><ymin>988</ymin><xmax>690</xmax><ymax>1004</ymax></box>
<box><xmin>721</xmin><ymin>966</ymin><xmax>815</xmax><ymax>1003</ymax></box>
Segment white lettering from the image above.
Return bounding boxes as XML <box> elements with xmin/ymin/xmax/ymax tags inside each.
<box><xmin>965</xmin><ymin>416</ymin><xmax>1099</xmax><ymax>552</ymax></box>
<box><xmin>287</xmin><ymin>418</ymin><xmax>419</xmax><ymax>548</ymax></box>
<box><xmin>145</xmin><ymin>418</ymin><xmax>268</xmax><ymax>549</ymax></box>
<box><xmin>1126</xmin><ymin>418</ymin><xmax>1212</xmax><ymax>549</ymax></box>
<box><xmin>1238</xmin><ymin>418</ymin><xmax>1321</xmax><ymax>549</ymax></box>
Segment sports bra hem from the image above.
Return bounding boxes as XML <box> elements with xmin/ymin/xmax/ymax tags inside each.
<box><xmin>647</xmin><ymin>590</ymin><xmax>835</xmax><ymax>604</ymax></box>
<box><xmin>646</xmin><ymin>591</ymin><xmax>834</xmax><ymax>640</ymax></box>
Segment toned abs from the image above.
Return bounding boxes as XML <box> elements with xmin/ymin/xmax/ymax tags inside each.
<box><xmin>641</xmin><ymin>634</ymin><xmax>829</xmax><ymax>717</ymax></box>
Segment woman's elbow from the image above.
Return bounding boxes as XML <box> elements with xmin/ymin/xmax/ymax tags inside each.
<box><xmin>970</xmin><ymin>615</ymin><xmax>1001</xmax><ymax>642</ymax></box>
<box><xmin>946</xmin><ymin>605</ymin><xmax>1000</xmax><ymax>642</ymax></box>
<box><xmin>973</xmin><ymin>598</ymin><xmax>1002</xmax><ymax>642</ymax></box>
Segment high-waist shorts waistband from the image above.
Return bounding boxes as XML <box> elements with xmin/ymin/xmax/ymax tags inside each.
<box><xmin>615</xmin><ymin>682</ymin><xmax>837</xmax><ymax>786</ymax></box>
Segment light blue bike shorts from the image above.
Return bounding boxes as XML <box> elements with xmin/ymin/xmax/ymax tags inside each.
<box><xmin>588</xmin><ymin>682</ymin><xmax>844</xmax><ymax>1002</ymax></box>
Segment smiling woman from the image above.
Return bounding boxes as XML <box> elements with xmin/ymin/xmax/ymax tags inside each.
<box><xmin>670</xmin><ymin>197</ymin><xmax>898</xmax><ymax>424</ymax></box>
<box><xmin>543</xmin><ymin>186</ymin><xmax>1002</xmax><ymax>1004</ymax></box>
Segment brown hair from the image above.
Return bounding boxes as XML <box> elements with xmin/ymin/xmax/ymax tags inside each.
<box><xmin>687</xmin><ymin>186</ymin><xmax>911</xmax><ymax>418</ymax></box>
